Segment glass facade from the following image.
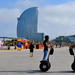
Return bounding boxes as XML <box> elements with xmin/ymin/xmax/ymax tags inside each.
<box><xmin>17</xmin><ymin>7</ymin><xmax>44</xmax><ymax>41</ymax></box>
<box><xmin>54</xmin><ymin>36</ymin><xmax>75</xmax><ymax>42</ymax></box>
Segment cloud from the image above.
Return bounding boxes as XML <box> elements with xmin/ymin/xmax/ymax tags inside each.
<box><xmin>0</xmin><ymin>8</ymin><xmax>21</xmax><ymax>37</ymax></box>
<box><xmin>16</xmin><ymin>0</ymin><xmax>36</xmax><ymax>7</ymax></box>
<box><xmin>38</xmin><ymin>1</ymin><xmax>75</xmax><ymax>39</ymax></box>
<box><xmin>0</xmin><ymin>8</ymin><xmax>21</xmax><ymax>24</ymax></box>
<box><xmin>16</xmin><ymin>0</ymin><xmax>43</xmax><ymax>8</ymax></box>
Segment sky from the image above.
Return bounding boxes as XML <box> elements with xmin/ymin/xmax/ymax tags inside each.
<box><xmin>0</xmin><ymin>0</ymin><xmax>75</xmax><ymax>39</ymax></box>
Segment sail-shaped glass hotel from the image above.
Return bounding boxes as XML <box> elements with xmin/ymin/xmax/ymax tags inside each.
<box><xmin>17</xmin><ymin>7</ymin><xmax>44</xmax><ymax>40</ymax></box>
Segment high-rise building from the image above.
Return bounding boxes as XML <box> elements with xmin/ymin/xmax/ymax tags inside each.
<box><xmin>17</xmin><ymin>7</ymin><xmax>44</xmax><ymax>40</ymax></box>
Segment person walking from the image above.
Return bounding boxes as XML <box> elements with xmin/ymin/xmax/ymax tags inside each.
<box><xmin>29</xmin><ymin>42</ymin><xmax>34</xmax><ymax>57</ymax></box>
<box><xmin>25</xmin><ymin>42</ymin><xmax>28</xmax><ymax>49</ymax></box>
<box><xmin>43</xmin><ymin>35</ymin><xmax>50</xmax><ymax>60</ymax></box>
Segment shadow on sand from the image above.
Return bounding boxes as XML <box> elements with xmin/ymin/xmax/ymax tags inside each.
<box><xmin>0</xmin><ymin>70</ymin><xmax>75</xmax><ymax>74</ymax></box>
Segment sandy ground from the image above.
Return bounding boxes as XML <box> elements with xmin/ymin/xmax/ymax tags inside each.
<box><xmin>0</xmin><ymin>47</ymin><xmax>75</xmax><ymax>75</ymax></box>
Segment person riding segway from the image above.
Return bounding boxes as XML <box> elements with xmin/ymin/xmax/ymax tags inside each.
<box><xmin>69</xmin><ymin>45</ymin><xmax>75</xmax><ymax>71</ymax></box>
<box><xmin>39</xmin><ymin>35</ymin><xmax>54</xmax><ymax>72</ymax></box>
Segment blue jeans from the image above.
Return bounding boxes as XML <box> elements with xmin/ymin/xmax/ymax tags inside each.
<box><xmin>43</xmin><ymin>50</ymin><xmax>48</xmax><ymax>60</ymax></box>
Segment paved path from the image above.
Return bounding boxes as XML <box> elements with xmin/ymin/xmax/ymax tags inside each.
<box><xmin>0</xmin><ymin>47</ymin><xmax>75</xmax><ymax>75</ymax></box>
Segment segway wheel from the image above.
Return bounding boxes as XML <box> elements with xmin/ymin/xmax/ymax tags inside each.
<box><xmin>39</xmin><ymin>61</ymin><xmax>51</xmax><ymax>72</ymax></box>
<box><xmin>71</xmin><ymin>62</ymin><xmax>75</xmax><ymax>71</ymax></box>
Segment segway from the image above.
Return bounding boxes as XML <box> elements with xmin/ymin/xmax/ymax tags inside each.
<box><xmin>39</xmin><ymin>47</ymin><xmax>54</xmax><ymax>72</ymax></box>
<box><xmin>69</xmin><ymin>45</ymin><xmax>75</xmax><ymax>71</ymax></box>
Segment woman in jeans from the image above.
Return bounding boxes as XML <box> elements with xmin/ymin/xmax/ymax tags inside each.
<box><xmin>43</xmin><ymin>35</ymin><xmax>50</xmax><ymax>60</ymax></box>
